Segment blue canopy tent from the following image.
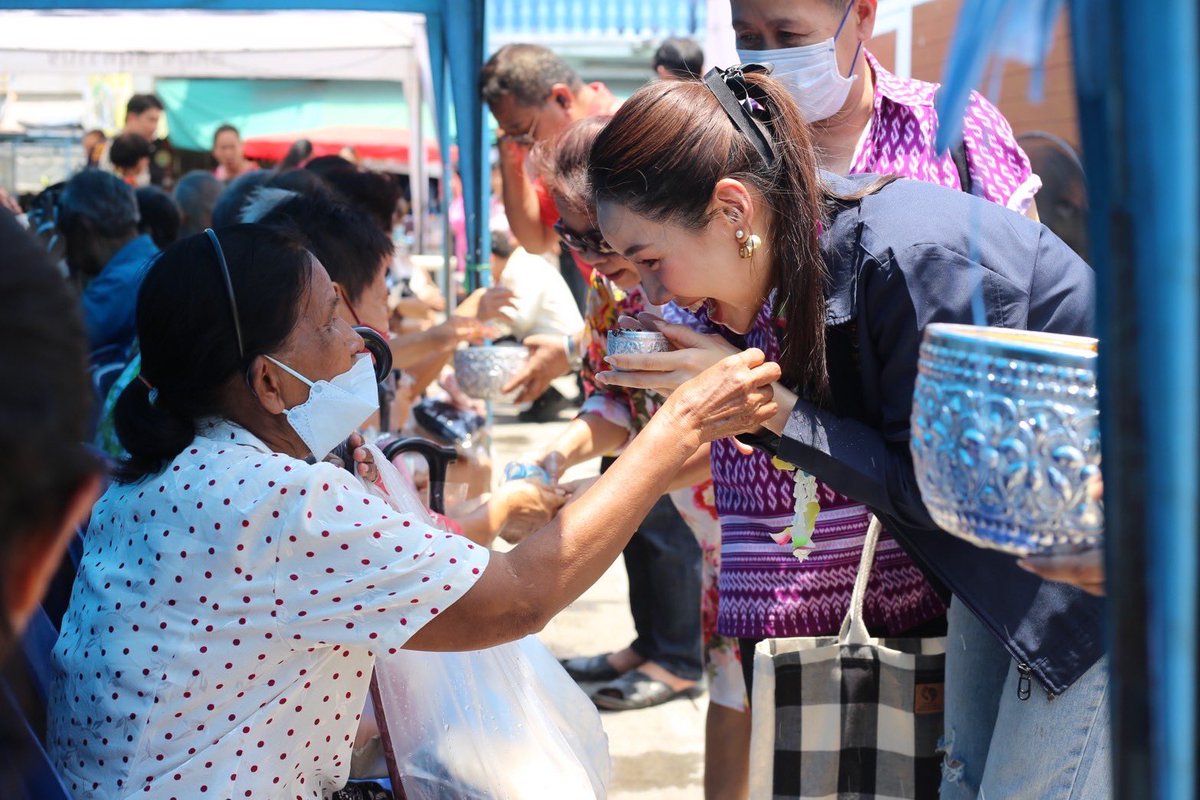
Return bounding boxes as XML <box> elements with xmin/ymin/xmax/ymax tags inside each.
<box><xmin>0</xmin><ymin>0</ymin><xmax>492</xmax><ymax>292</ymax></box>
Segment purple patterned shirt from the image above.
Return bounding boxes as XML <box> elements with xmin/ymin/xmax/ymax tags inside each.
<box><xmin>711</xmin><ymin>305</ymin><xmax>944</xmax><ymax>639</ymax></box>
<box><xmin>715</xmin><ymin>54</ymin><xmax>1038</xmax><ymax>639</ymax></box>
<box><xmin>850</xmin><ymin>51</ymin><xmax>1040</xmax><ymax>213</ymax></box>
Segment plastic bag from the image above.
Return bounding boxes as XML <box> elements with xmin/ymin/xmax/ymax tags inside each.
<box><xmin>373</xmin><ymin>638</ymin><xmax>611</xmax><ymax>799</ymax></box>
<box><xmin>363</xmin><ymin>447</ymin><xmax>612</xmax><ymax>798</ymax></box>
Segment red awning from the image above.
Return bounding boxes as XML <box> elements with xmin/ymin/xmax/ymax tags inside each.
<box><xmin>243</xmin><ymin>125</ymin><xmax>450</xmax><ymax>171</ymax></box>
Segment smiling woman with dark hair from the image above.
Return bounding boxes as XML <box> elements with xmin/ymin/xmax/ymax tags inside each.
<box><xmin>46</xmin><ymin>223</ymin><xmax>780</xmax><ymax>797</ymax></box>
<box><xmin>591</xmin><ymin>67</ymin><xmax>1107</xmax><ymax>799</ymax></box>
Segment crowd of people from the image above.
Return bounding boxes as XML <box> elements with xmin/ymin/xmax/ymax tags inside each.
<box><xmin>0</xmin><ymin>1</ymin><xmax>1109</xmax><ymax>798</ymax></box>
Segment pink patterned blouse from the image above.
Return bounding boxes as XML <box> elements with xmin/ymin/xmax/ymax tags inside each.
<box><xmin>850</xmin><ymin>51</ymin><xmax>1040</xmax><ymax>213</ymax></box>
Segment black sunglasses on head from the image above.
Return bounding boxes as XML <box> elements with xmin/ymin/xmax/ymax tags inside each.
<box><xmin>553</xmin><ymin>218</ymin><xmax>616</xmax><ymax>256</ymax></box>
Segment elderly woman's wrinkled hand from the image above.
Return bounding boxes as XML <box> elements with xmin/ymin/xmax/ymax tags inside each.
<box><xmin>661</xmin><ymin>348</ymin><xmax>781</xmax><ymax>448</ymax></box>
<box><xmin>596</xmin><ymin>319</ymin><xmax>741</xmax><ymax>396</ymax></box>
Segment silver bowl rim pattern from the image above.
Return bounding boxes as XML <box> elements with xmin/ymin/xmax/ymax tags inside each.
<box><xmin>924</xmin><ymin>323</ymin><xmax>1097</xmax><ymax>367</ymax></box>
<box><xmin>607</xmin><ymin>329</ymin><xmax>671</xmax><ymax>343</ymax></box>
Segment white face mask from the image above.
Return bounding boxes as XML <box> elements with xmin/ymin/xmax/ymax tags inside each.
<box><xmin>266</xmin><ymin>353</ymin><xmax>379</xmax><ymax>461</ymax></box>
<box><xmin>737</xmin><ymin>2</ymin><xmax>862</xmax><ymax>123</ymax></box>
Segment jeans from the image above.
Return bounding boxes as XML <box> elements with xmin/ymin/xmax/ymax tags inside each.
<box><xmin>939</xmin><ymin>598</ymin><xmax>1111</xmax><ymax>800</ymax></box>
<box><xmin>617</xmin><ymin>476</ymin><xmax>703</xmax><ymax>681</ymax></box>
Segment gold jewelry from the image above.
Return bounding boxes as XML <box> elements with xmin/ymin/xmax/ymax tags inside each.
<box><xmin>738</xmin><ymin>232</ymin><xmax>761</xmax><ymax>259</ymax></box>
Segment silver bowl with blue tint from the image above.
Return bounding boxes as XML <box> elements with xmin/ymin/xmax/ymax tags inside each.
<box><xmin>606</xmin><ymin>329</ymin><xmax>670</xmax><ymax>369</ymax></box>
<box><xmin>910</xmin><ymin>324</ymin><xmax>1103</xmax><ymax>556</ymax></box>
<box><xmin>453</xmin><ymin>345</ymin><xmax>529</xmax><ymax>401</ymax></box>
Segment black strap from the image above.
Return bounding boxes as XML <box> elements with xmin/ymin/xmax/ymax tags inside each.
<box><xmin>703</xmin><ymin>65</ymin><xmax>776</xmax><ymax>167</ymax></box>
<box><xmin>951</xmin><ymin>141</ymin><xmax>973</xmax><ymax>195</ymax></box>
<box><xmin>205</xmin><ymin>228</ymin><xmax>245</xmax><ymax>360</ymax></box>
<box><xmin>934</xmin><ymin>87</ymin><xmax>973</xmax><ymax>195</ymax></box>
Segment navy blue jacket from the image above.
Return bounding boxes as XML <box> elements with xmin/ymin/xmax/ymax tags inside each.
<box><xmin>760</xmin><ymin>173</ymin><xmax>1103</xmax><ymax>694</ymax></box>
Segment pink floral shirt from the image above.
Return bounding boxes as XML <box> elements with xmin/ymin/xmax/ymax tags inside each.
<box><xmin>850</xmin><ymin>51</ymin><xmax>1040</xmax><ymax>213</ymax></box>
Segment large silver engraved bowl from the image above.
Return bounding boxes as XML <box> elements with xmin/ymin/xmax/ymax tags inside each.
<box><xmin>453</xmin><ymin>345</ymin><xmax>529</xmax><ymax>401</ymax></box>
<box><xmin>910</xmin><ymin>324</ymin><xmax>1103</xmax><ymax>556</ymax></box>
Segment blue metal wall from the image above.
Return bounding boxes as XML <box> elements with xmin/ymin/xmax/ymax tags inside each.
<box><xmin>490</xmin><ymin>0</ymin><xmax>704</xmax><ymax>38</ymax></box>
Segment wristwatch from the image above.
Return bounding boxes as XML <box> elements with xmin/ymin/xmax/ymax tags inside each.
<box><xmin>563</xmin><ymin>333</ymin><xmax>583</xmax><ymax>371</ymax></box>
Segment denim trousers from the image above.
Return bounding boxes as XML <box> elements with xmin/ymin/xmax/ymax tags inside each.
<box><xmin>621</xmin><ymin>490</ymin><xmax>704</xmax><ymax>681</ymax></box>
<box><xmin>939</xmin><ymin>598</ymin><xmax>1111</xmax><ymax>800</ymax></box>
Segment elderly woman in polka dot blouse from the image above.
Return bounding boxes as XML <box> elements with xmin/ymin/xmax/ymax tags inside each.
<box><xmin>47</xmin><ymin>224</ymin><xmax>781</xmax><ymax>799</ymax></box>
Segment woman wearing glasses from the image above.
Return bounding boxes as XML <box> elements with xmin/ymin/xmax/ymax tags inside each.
<box><xmin>525</xmin><ymin>117</ymin><xmax>751</xmax><ymax>796</ymax></box>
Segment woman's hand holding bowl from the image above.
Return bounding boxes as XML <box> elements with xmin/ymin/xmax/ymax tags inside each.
<box><xmin>596</xmin><ymin>315</ymin><xmax>742</xmax><ymax>395</ymax></box>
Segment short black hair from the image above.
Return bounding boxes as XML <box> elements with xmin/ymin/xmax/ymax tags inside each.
<box><xmin>173</xmin><ymin>170</ymin><xmax>224</xmax><ymax>237</ymax></box>
<box><xmin>109</xmin><ymin>132</ymin><xmax>153</xmax><ymax>169</ymax></box>
<box><xmin>304</xmin><ymin>155</ymin><xmax>357</xmax><ymax>181</ymax></box>
<box><xmin>653</xmin><ymin>37</ymin><xmax>705</xmax><ymax>80</ymax></box>
<box><xmin>212</xmin><ymin>124</ymin><xmax>240</xmax><ymax>146</ymax></box>
<box><xmin>318</xmin><ymin>168</ymin><xmax>402</xmax><ymax>233</ymax></box>
<box><xmin>126</xmin><ymin>93</ymin><xmax>164</xmax><ymax>117</ymax></box>
<box><xmin>0</xmin><ymin>211</ymin><xmax>98</xmax><ymax>563</ymax></box>
<box><xmin>480</xmin><ymin>43</ymin><xmax>582</xmax><ymax>108</ymax></box>
<box><xmin>491</xmin><ymin>229</ymin><xmax>517</xmax><ymax>260</ymax></box>
<box><xmin>255</xmin><ymin>191</ymin><xmax>393</xmax><ymax>304</ymax></box>
<box><xmin>135</xmin><ymin>186</ymin><xmax>181</xmax><ymax>249</ymax></box>
<box><xmin>59</xmin><ymin>169</ymin><xmax>139</xmax><ymax>237</ymax></box>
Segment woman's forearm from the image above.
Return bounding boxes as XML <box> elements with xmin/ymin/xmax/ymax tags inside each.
<box><xmin>448</xmin><ymin>493</ymin><xmax>503</xmax><ymax>546</ymax></box>
<box><xmin>511</xmin><ymin>410</ymin><xmax>697</xmax><ymax>611</ymax></box>
<box><xmin>390</xmin><ymin>326</ymin><xmax>454</xmax><ymax>370</ymax></box>
<box><xmin>667</xmin><ymin>442</ymin><xmax>712</xmax><ymax>492</ymax></box>
<box><xmin>406</xmin><ymin>408</ymin><xmax>697</xmax><ymax>651</ymax></box>
<box><xmin>763</xmin><ymin>382</ymin><xmax>798</xmax><ymax>436</ymax></box>
<box><xmin>544</xmin><ymin>413</ymin><xmax>629</xmax><ymax>472</ymax></box>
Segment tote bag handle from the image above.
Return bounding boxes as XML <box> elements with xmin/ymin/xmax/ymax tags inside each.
<box><xmin>838</xmin><ymin>515</ymin><xmax>883</xmax><ymax>646</ymax></box>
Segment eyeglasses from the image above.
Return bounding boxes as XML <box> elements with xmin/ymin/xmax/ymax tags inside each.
<box><xmin>554</xmin><ymin>219</ymin><xmax>616</xmax><ymax>256</ymax></box>
<box><xmin>497</xmin><ymin>117</ymin><xmax>539</xmax><ymax>147</ymax></box>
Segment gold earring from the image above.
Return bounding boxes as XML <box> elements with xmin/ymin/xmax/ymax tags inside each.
<box><xmin>738</xmin><ymin>231</ymin><xmax>761</xmax><ymax>259</ymax></box>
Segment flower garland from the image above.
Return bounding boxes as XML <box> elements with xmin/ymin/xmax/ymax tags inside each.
<box><xmin>770</xmin><ymin>456</ymin><xmax>820</xmax><ymax>561</ymax></box>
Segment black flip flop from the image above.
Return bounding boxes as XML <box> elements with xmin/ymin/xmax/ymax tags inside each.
<box><xmin>591</xmin><ymin>669</ymin><xmax>702</xmax><ymax>711</ymax></box>
<box><xmin>559</xmin><ymin>653</ymin><xmax>623</xmax><ymax>683</ymax></box>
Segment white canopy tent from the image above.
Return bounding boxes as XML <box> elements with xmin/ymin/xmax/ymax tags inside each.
<box><xmin>0</xmin><ymin>9</ymin><xmax>425</xmax><ymax>80</ymax></box>
<box><xmin>0</xmin><ymin>8</ymin><xmax>437</xmax><ymax>248</ymax></box>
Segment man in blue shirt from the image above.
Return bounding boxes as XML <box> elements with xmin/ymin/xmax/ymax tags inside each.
<box><xmin>58</xmin><ymin>170</ymin><xmax>158</xmax><ymax>355</ymax></box>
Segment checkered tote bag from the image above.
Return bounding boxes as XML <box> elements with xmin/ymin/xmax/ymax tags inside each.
<box><xmin>749</xmin><ymin>518</ymin><xmax>946</xmax><ymax>800</ymax></box>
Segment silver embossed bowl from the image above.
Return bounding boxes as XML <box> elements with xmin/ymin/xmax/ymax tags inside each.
<box><xmin>910</xmin><ymin>324</ymin><xmax>1103</xmax><ymax>556</ymax></box>
<box><xmin>452</xmin><ymin>345</ymin><xmax>529</xmax><ymax>401</ymax></box>
<box><xmin>607</xmin><ymin>329</ymin><xmax>670</xmax><ymax>370</ymax></box>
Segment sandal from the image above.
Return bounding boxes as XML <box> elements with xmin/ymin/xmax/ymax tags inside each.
<box><xmin>559</xmin><ymin>653</ymin><xmax>623</xmax><ymax>683</ymax></box>
<box><xmin>591</xmin><ymin>669</ymin><xmax>702</xmax><ymax>711</ymax></box>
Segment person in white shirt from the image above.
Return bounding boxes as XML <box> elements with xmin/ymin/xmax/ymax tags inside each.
<box><xmin>460</xmin><ymin>228</ymin><xmax>585</xmax><ymax>419</ymax></box>
<box><xmin>48</xmin><ymin>223</ymin><xmax>779</xmax><ymax>798</ymax></box>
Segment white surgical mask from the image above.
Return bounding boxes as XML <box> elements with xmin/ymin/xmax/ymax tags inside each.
<box><xmin>737</xmin><ymin>1</ymin><xmax>862</xmax><ymax>123</ymax></box>
<box><xmin>267</xmin><ymin>353</ymin><xmax>379</xmax><ymax>460</ymax></box>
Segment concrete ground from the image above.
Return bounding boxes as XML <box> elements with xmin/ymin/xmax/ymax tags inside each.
<box><xmin>489</xmin><ymin>409</ymin><xmax>707</xmax><ymax>800</ymax></box>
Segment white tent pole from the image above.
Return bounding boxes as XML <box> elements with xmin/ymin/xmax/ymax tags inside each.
<box><xmin>406</xmin><ymin>57</ymin><xmax>425</xmax><ymax>255</ymax></box>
